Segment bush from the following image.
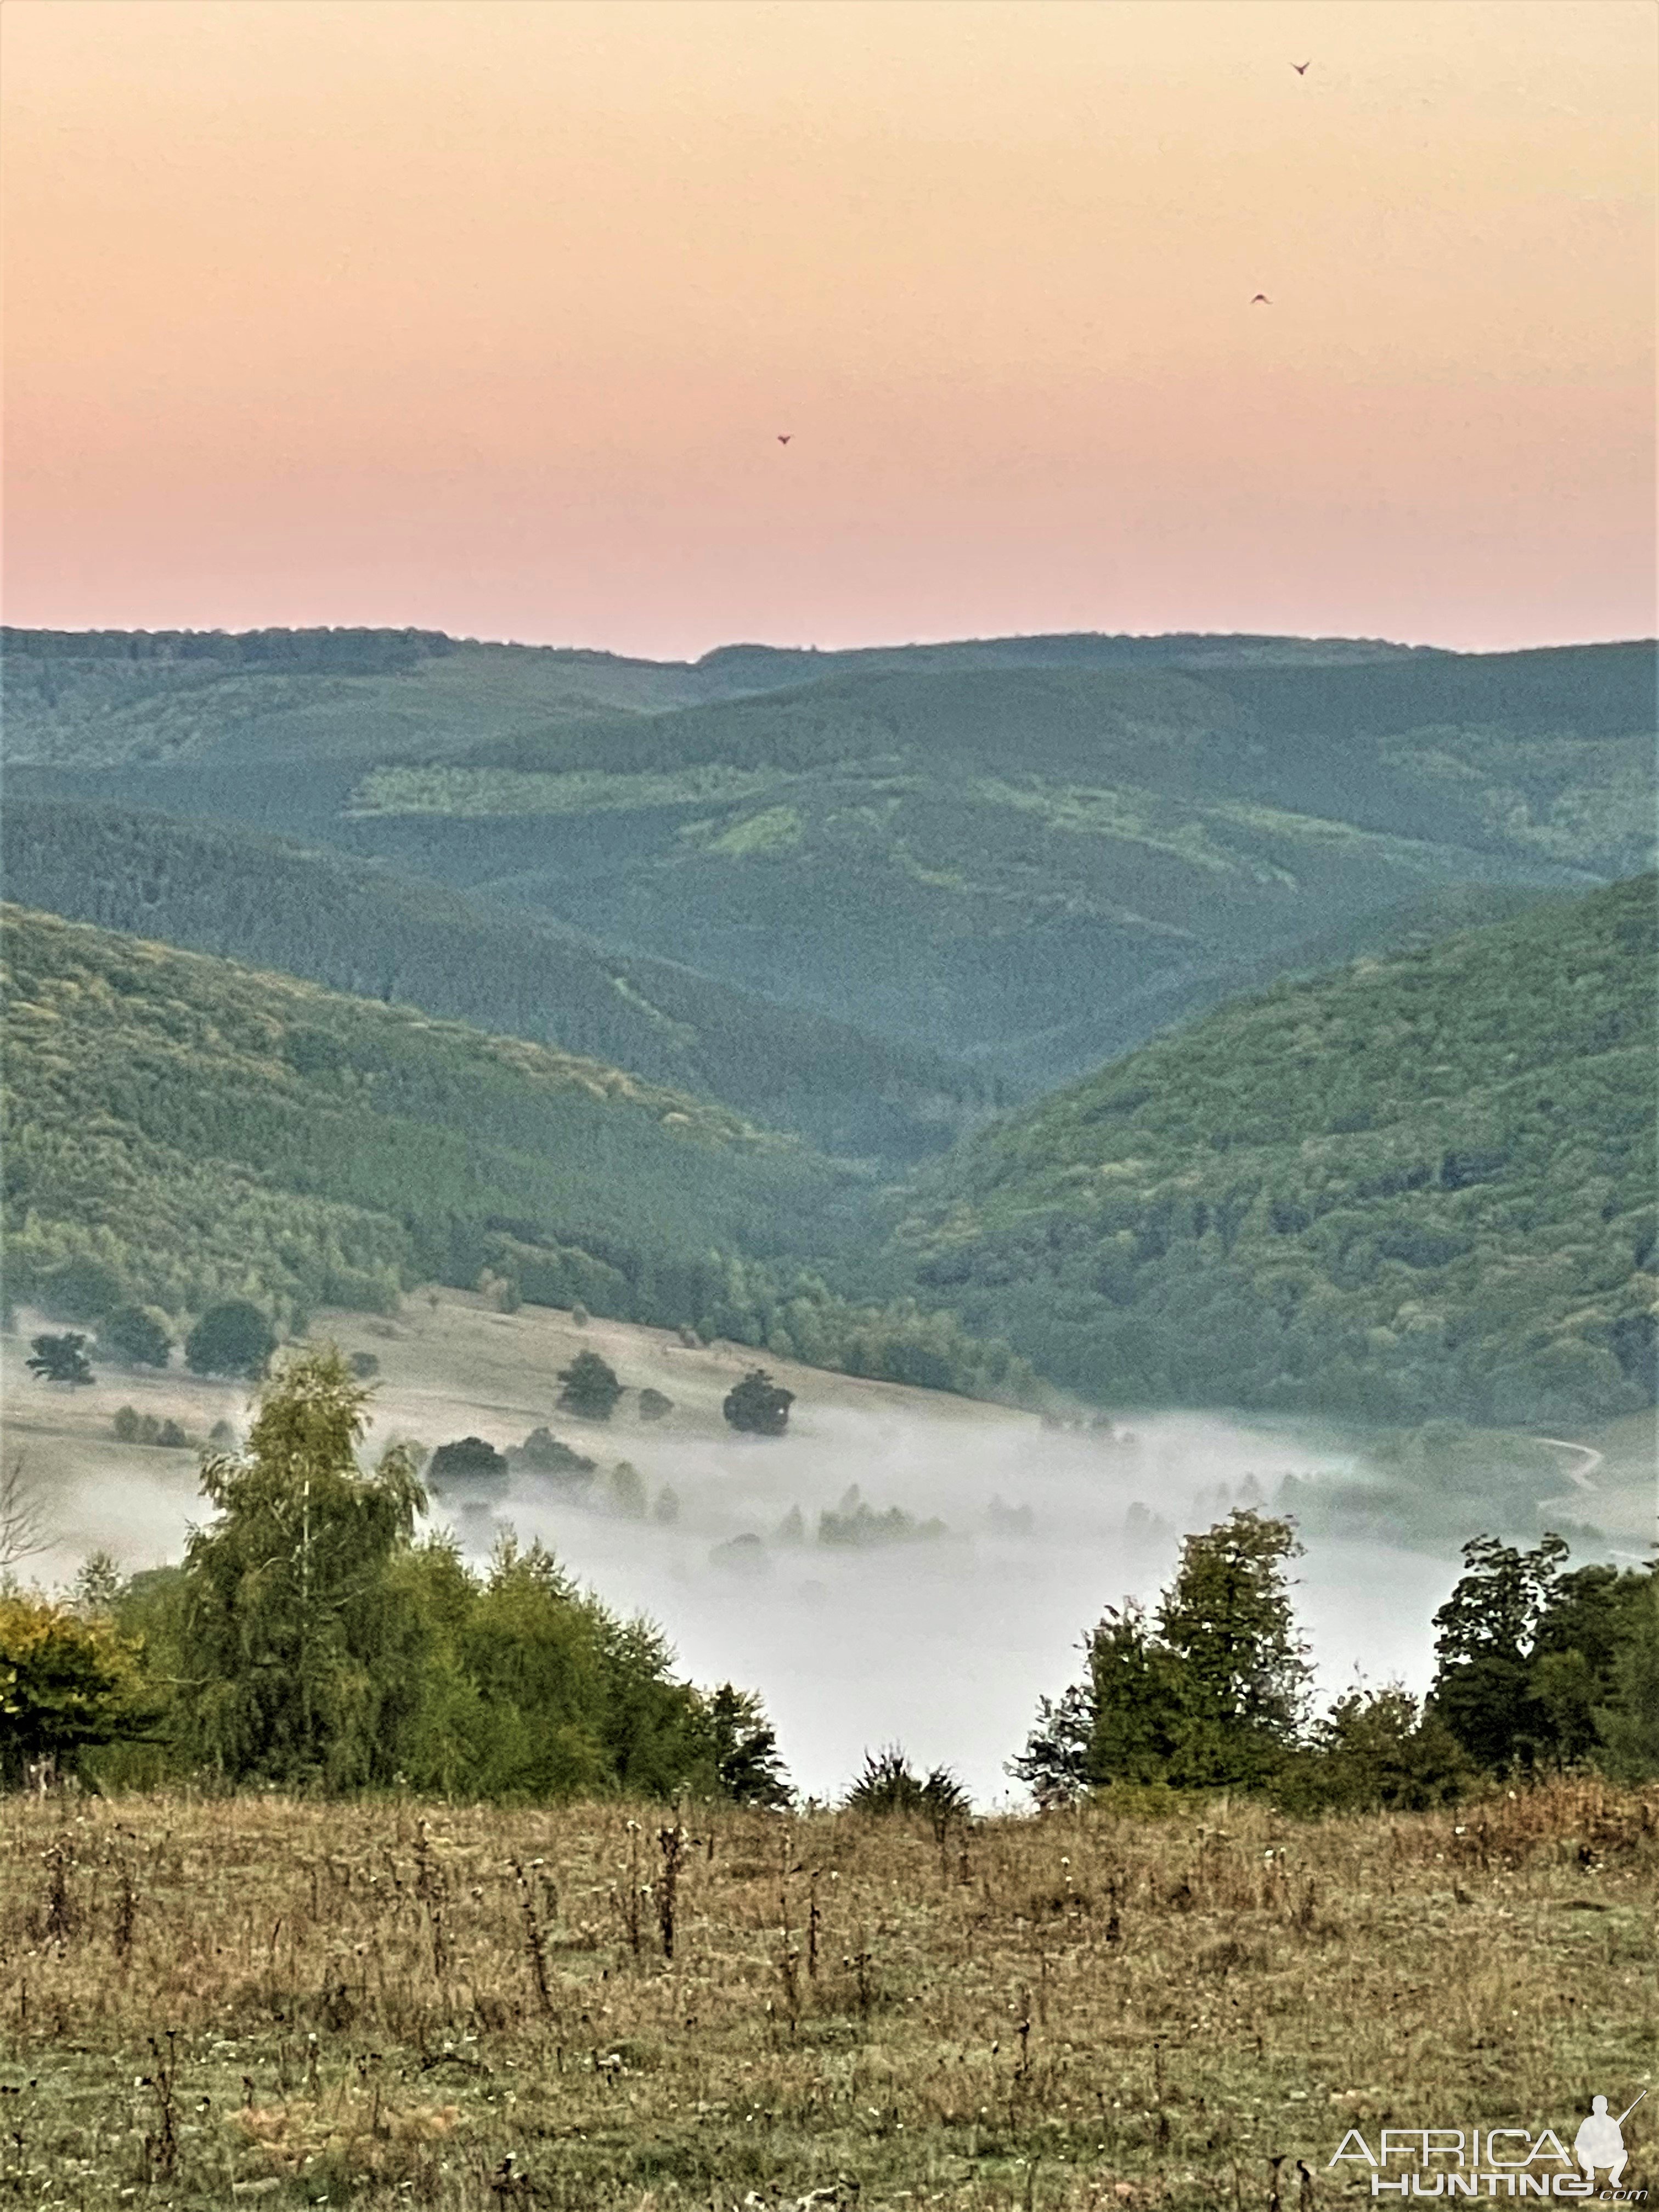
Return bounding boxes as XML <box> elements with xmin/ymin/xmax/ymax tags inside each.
<box><xmin>113</xmin><ymin>1407</ymin><xmax>192</xmax><ymax>1449</ymax></box>
<box><xmin>348</xmin><ymin>1351</ymin><xmax>380</xmax><ymax>1379</ymax></box>
<box><xmin>185</xmin><ymin>1300</ymin><xmax>277</xmax><ymax>1379</ymax></box>
<box><xmin>637</xmin><ymin>1387</ymin><xmax>673</xmax><ymax>1422</ymax></box>
<box><xmin>845</xmin><ymin>1745</ymin><xmax>971</xmax><ymax>1827</ymax></box>
<box><xmin>723</xmin><ymin>1368</ymin><xmax>794</xmax><ymax>1436</ymax></box>
<box><xmin>0</xmin><ymin>1590</ymin><xmax>151</xmax><ymax>1787</ymax></box>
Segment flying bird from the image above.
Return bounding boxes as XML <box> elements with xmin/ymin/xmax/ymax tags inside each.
<box><xmin>1251</xmin><ymin>293</ymin><xmax>1271</xmax><ymax>304</ymax></box>
<box><xmin>1291</xmin><ymin>59</ymin><xmax>1310</xmax><ymax>74</ymax></box>
<box><xmin>777</xmin><ymin>434</ymin><xmax>792</xmax><ymax>445</ymax></box>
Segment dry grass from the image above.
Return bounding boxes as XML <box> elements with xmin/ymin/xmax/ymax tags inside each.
<box><xmin>0</xmin><ymin>1782</ymin><xmax>1654</xmax><ymax>2210</ymax></box>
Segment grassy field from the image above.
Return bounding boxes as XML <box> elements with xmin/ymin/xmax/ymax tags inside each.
<box><xmin>0</xmin><ymin>1782</ymin><xmax>1652</xmax><ymax>2211</ymax></box>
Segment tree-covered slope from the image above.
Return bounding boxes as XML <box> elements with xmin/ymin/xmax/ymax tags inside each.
<box><xmin>1</xmin><ymin>907</ymin><xmax>1028</xmax><ymax>1399</ymax></box>
<box><xmin>877</xmin><ymin>877</ymin><xmax>1658</xmax><ymax>1427</ymax></box>
<box><xmin>343</xmin><ymin>648</ymin><xmax>1652</xmax><ymax>1076</ymax></box>
<box><xmin>0</xmin><ymin>799</ymin><xmax>991</xmax><ymax>1160</ymax></box>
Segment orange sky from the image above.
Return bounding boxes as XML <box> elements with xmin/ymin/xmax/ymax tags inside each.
<box><xmin>3</xmin><ymin>0</ymin><xmax>1653</xmax><ymax>655</ymax></box>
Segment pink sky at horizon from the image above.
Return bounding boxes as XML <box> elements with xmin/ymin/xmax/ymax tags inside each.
<box><xmin>3</xmin><ymin>0</ymin><xmax>1654</xmax><ymax>659</ymax></box>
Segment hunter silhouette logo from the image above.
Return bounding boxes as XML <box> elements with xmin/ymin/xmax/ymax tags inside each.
<box><xmin>1328</xmin><ymin>2088</ymin><xmax>1647</xmax><ymax>2197</ymax></box>
<box><xmin>1577</xmin><ymin>2095</ymin><xmax>1645</xmax><ymax>2191</ymax></box>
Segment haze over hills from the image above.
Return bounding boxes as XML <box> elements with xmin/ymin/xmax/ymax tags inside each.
<box><xmin>7</xmin><ymin>625</ymin><xmax>1652</xmax><ymax>1089</ymax></box>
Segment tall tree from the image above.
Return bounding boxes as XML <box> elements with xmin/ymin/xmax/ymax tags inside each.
<box><xmin>174</xmin><ymin>1346</ymin><xmax>425</xmax><ymax>1788</ymax></box>
<box><xmin>1429</xmin><ymin>1533</ymin><xmax>1568</xmax><ymax>1771</ymax></box>
<box><xmin>1154</xmin><ymin>1510</ymin><xmax>1312</xmax><ymax>1785</ymax></box>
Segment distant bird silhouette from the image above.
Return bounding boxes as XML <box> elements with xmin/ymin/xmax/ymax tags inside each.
<box><xmin>1251</xmin><ymin>293</ymin><xmax>1271</xmax><ymax>304</ymax></box>
<box><xmin>777</xmin><ymin>435</ymin><xmax>792</xmax><ymax>444</ymax></box>
<box><xmin>1291</xmin><ymin>59</ymin><xmax>1310</xmax><ymax>74</ymax></box>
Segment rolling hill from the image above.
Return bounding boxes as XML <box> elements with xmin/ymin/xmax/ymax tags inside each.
<box><xmin>0</xmin><ymin>905</ymin><xmax>1028</xmax><ymax>1400</ymax></box>
<box><xmin>10</xmin><ymin>629</ymin><xmax>1649</xmax><ymax>1090</ymax></box>
<box><xmin>0</xmin><ymin>799</ymin><xmax>992</xmax><ymax>1161</ymax></box>
<box><xmin>872</xmin><ymin>875</ymin><xmax>1658</xmax><ymax>1429</ymax></box>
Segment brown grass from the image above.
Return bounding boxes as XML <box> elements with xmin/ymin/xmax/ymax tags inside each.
<box><xmin>0</xmin><ymin>1781</ymin><xmax>1654</xmax><ymax>2210</ymax></box>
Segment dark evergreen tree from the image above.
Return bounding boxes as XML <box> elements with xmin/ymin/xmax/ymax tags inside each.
<box><xmin>699</xmin><ymin>1683</ymin><xmax>792</xmax><ymax>1807</ymax></box>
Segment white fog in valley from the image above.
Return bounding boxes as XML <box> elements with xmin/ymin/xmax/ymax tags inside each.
<box><xmin>431</xmin><ymin>1404</ymin><xmax>1467</xmax><ymax>1805</ymax></box>
<box><xmin>14</xmin><ymin>1291</ymin><xmax>1628</xmax><ymax>1809</ymax></box>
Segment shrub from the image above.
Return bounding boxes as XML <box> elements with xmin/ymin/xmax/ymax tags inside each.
<box><xmin>637</xmin><ymin>1387</ymin><xmax>674</xmax><ymax>1422</ymax></box>
<box><xmin>845</xmin><ymin>1745</ymin><xmax>971</xmax><ymax>1827</ymax></box>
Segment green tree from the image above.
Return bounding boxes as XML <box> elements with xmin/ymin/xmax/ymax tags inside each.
<box><xmin>0</xmin><ymin>1591</ymin><xmax>151</xmax><ymax>1788</ymax></box>
<box><xmin>638</xmin><ymin>1387</ymin><xmax>673</xmax><ymax>1422</ymax></box>
<box><xmin>184</xmin><ymin>1299</ymin><xmax>278</xmax><ymax>1379</ymax></box>
<box><xmin>100</xmin><ymin>1304</ymin><xmax>173</xmax><ymax>1369</ymax></box>
<box><xmin>427</xmin><ymin>1435</ymin><xmax>509</xmax><ymax>1494</ymax></box>
<box><xmin>557</xmin><ymin>1350</ymin><xmax>624</xmax><ymax>1421</ymax></box>
<box><xmin>697</xmin><ymin>1683</ymin><xmax>792</xmax><ymax>1807</ymax></box>
<box><xmin>1429</xmin><ymin>1533</ymin><xmax>1568</xmax><ymax>1772</ymax></box>
<box><xmin>1593</xmin><ymin>1572</ymin><xmax>1659</xmax><ymax>1781</ymax></box>
<box><xmin>26</xmin><ymin>1332</ymin><xmax>95</xmax><ymax>1386</ymax></box>
<box><xmin>1154</xmin><ymin>1511</ymin><xmax>1312</xmax><ymax>1786</ymax></box>
<box><xmin>1013</xmin><ymin>1510</ymin><xmax>1311</xmax><ymax>1797</ymax></box>
<box><xmin>173</xmin><ymin>1346</ymin><xmax>425</xmax><ymax>1788</ymax></box>
<box><xmin>723</xmin><ymin>1367</ymin><xmax>794</xmax><ymax>1436</ymax></box>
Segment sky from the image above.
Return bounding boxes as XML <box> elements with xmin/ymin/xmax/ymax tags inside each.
<box><xmin>3</xmin><ymin>0</ymin><xmax>1654</xmax><ymax>658</ymax></box>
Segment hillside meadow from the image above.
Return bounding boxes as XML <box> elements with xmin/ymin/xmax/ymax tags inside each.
<box><xmin>0</xmin><ymin>1781</ymin><xmax>1653</xmax><ymax>2210</ymax></box>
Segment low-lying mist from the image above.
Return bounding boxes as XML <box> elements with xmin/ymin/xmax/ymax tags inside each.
<box><xmin>427</xmin><ymin>1401</ymin><xmax>1465</xmax><ymax>1806</ymax></box>
<box><xmin>15</xmin><ymin>1289</ymin><xmax>1630</xmax><ymax>1809</ymax></box>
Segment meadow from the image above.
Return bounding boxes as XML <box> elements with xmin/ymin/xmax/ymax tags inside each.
<box><xmin>1</xmin><ymin>1781</ymin><xmax>1653</xmax><ymax>2211</ymax></box>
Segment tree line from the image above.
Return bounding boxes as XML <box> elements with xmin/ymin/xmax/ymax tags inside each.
<box><xmin>4</xmin><ymin>1348</ymin><xmax>1652</xmax><ymax>1808</ymax></box>
<box><xmin>1011</xmin><ymin>1510</ymin><xmax>1658</xmax><ymax>1809</ymax></box>
<box><xmin>0</xmin><ymin>1350</ymin><xmax>789</xmax><ymax>1807</ymax></box>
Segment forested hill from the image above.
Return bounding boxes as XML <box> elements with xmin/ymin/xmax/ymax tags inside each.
<box><xmin>1</xmin><ymin>906</ymin><xmax>1029</xmax><ymax>1400</ymax></box>
<box><xmin>10</xmin><ymin>629</ymin><xmax>1650</xmax><ymax>1092</ymax></box>
<box><xmin>0</xmin><ymin>799</ymin><xmax>990</xmax><ymax>1161</ymax></box>
<box><xmin>877</xmin><ymin>876</ymin><xmax>1658</xmax><ymax>1428</ymax></box>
